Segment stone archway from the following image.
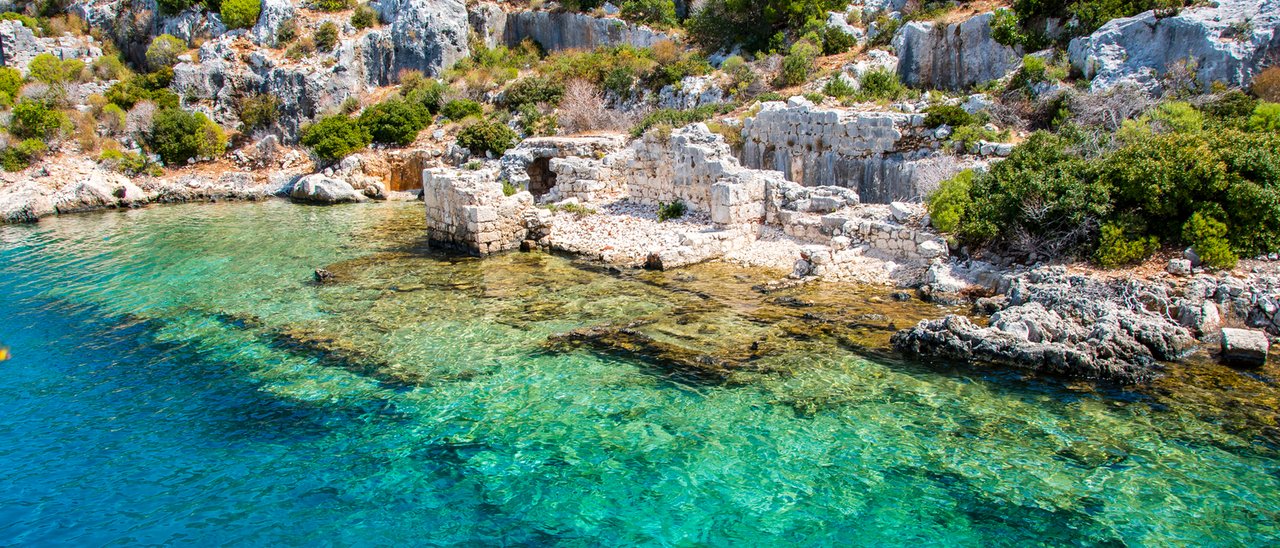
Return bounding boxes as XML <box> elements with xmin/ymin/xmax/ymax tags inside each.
<box><xmin>526</xmin><ymin>157</ymin><xmax>558</xmax><ymax>198</ymax></box>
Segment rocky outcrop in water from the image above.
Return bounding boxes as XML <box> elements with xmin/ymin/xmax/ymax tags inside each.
<box><xmin>1069</xmin><ymin>0</ymin><xmax>1280</xmax><ymax>92</ymax></box>
<box><xmin>893</xmin><ymin>12</ymin><xmax>1022</xmax><ymax>91</ymax></box>
<box><xmin>893</xmin><ymin>267</ymin><xmax>1196</xmax><ymax>383</ymax></box>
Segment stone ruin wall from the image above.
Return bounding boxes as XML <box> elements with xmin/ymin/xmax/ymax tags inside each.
<box><xmin>422</xmin><ymin>168</ymin><xmax>532</xmax><ymax>255</ymax></box>
<box><xmin>741</xmin><ymin>100</ymin><xmax>949</xmax><ymax>203</ymax></box>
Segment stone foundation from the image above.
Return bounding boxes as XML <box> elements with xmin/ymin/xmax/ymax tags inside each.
<box><xmin>423</xmin><ymin>168</ymin><xmax>533</xmax><ymax>255</ymax></box>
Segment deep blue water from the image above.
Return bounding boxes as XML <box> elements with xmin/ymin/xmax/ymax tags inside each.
<box><xmin>1</xmin><ymin>201</ymin><xmax>1278</xmax><ymax>546</ymax></box>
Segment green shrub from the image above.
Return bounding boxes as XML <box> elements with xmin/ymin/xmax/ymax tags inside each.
<box><xmin>101</xmin><ymin>103</ymin><xmax>127</xmax><ymax>133</ymax></box>
<box><xmin>630</xmin><ymin>104</ymin><xmax>727</xmax><ymax>138</ymax></box>
<box><xmin>92</xmin><ymin>55</ymin><xmax>128</xmax><ymax>80</ymax></box>
<box><xmin>657</xmin><ymin>199</ymin><xmax>687</xmax><ymax>222</ymax></box>
<box><xmin>779</xmin><ymin>36</ymin><xmax>820</xmax><ymax>86</ymax></box>
<box><xmin>456</xmin><ymin>119</ymin><xmax>517</xmax><ymax>156</ymax></box>
<box><xmin>311</xmin><ymin>0</ymin><xmax>351</xmax><ymax>11</ymax></box>
<box><xmin>502</xmin><ymin>180</ymin><xmax>518</xmax><ymax>197</ymax></box>
<box><xmin>156</xmin><ymin>0</ymin><xmax>196</xmax><ymax>15</ymax></box>
<box><xmin>927</xmin><ymin>170</ymin><xmax>973</xmax><ymax>233</ymax></box>
<box><xmin>236</xmin><ymin>92</ymin><xmax>280</xmax><ymax>131</ymax></box>
<box><xmin>990</xmin><ymin>8</ymin><xmax>1025</xmax><ymax>47</ymax></box>
<box><xmin>821</xmin><ymin>26</ymin><xmax>857</xmax><ymax>55</ymax></box>
<box><xmin>314</xmin><ymin>21</ymin><xmax>339</xmax><ymax>51</ymax></box>
<box><xmin>440</xmin><ymin>99</ymin><xmax>482</xmax><ymax>122</ymax></box>
<box><xmin>1149</xmin><ymin>101</ymin><xmax>1203</xmax><ymax>133</ymax></box>
<box><xmin>948</xmin><ymin>124</ymin><xmax>1007</xmax><ymax>152</ymax></box>
<box><xmin>350</xmin><ymin>4</ymin><xmax>377</xmax><ymax>29</ymax></box>
<box><xmin>1247</xmin><ymin>102</ymin><xmax>1280</xmax><ymax>132</ymax></box>
<box><xmin>0</xmin><ymin>139</ymin><xmax>46</xmax><ymax>172</ymax></box>
<box><xmin>620</xmin><ymin>0</ymin><xmax>677</xmax><ymax>27</ymax></box>
<box><xmin>9</xmin><ymin>99</ymin><xmax>67</xmax><ymax>140</ymax></box>
<box><xmin>685</xmin><ymin>0</ymin><xmax>846</xmax><ymax>54</ymax></box>
<box><xmin>1203</xmin><ymin>89</ymin><xmax>1257</xmax><ymax>119</ymax></box>
<box><xmin>856</xmin><ymin>67</ymin><xmax>905</xmax><ymax>101</ymax></box>
<box><xmin>503</xmin><ymin>76</ymin><xmax>565</xmax><ymax>110</ymax></box>
<box><xmin>647</xmin><ymin>51</ymin><xmax>712</xmax><ymax>90</ymax></box>
<box><xmin>603</xmin><ymin>66</ymin><xmax>637</xmax><ymax>101</ymax></box>
<box><xmin>1182</xmin><ymin>212</ymin><xmax>1237</xmax><ymax>269</ymax></box>
<box><xmin>1094</xmin><ymin>222</ymin><xmax>1157</xmax><ymax>267</ymax></box>
<box><xmin>220</xmin><ymin>0</ymin><xmax>261</xmax><ymax>29</ymax></box>
<box><xmin>923</xmin><ymin>104</ymin><xmax>975</xmax><ymax>129</ymax></box>
<box><xmin>0</xmin><ymin>67</ymin><xmax>22</xmax><ymax>99</ymax></box>
<box><xmin>27</xmin><ymin>54</ymin><xmax>65</xmax><ymax>85</ymax></box>
<box><xmin>403</xmin><ymin>78</ymin><xmax>448</xmax><ymax>114</ymax></box>
<box><xmin>105</xmin><ymin>69</ymin><xmax>177</xmax><ymax>110</ymax></box>
<box><xmin>145</xmin><ymin>34</ymin><xmax>186</xmax><ymax>71</ymax></box>
<box><xmin>757</xmin><ymin>91</ymin><xmax>784</xmax><ymax>102</ymax></box>
<box><xmin>99</xmin><ymin>148</ymin><xmax>162</xmax><ymax>176</ymax></box>
<box><xmin>358</xmin><ymin>97</ymin><xmax>430</xmax><ymax>146</ymax></box>
<box><xmin>275</xmin><ymin>17</ymin><xmax>298</xmax><ymax>44</ymax></box>
<box><xmin>867</xmin><ymin>14</ymin><xmax>902</xmax><ymax>48</ymax></box>
<box><xmin>147</xmin><ymin>108</ymin><xmax>227</xmax><ymax>165</ymax></box>
<box><xmin>301</xmin><ymin>114</ymin><xmax>370</xmax><ymax>162</ymax></box>
<box><xmin>823</xmin><ymin>76</ymin><xmax>855</xmax><ymax>98</ymax></box>
<box><xmin>959</xmin><ymin>132</ymin><xmax>1110</xmax><ymax>252</ymax></box>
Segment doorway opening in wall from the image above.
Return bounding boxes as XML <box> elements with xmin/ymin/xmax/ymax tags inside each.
<box><xmin>527</xmin><ymin>157</ymin><xmax>558</xmax><ymax>199</ymax></box>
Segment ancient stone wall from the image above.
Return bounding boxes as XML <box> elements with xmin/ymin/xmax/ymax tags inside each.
<box><xmin>741</xmin><ymin>98</ymin><xmax>951</xmax><ymax>203</ymax></box>
<box><xmin>422</xmin><ymin>168</ymin><xmax>533</xmax><ymax>255</ymax></box>
<box><xmin>625</xmin><ymin>124</ymin><xmax>781</xmax><ymax>227</ymax></box>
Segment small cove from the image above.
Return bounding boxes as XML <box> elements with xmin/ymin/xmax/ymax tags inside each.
<box><xmin>1</xmin><ymin>200</ymin><xmax>1277</xmax><ymax>545</ymax></box>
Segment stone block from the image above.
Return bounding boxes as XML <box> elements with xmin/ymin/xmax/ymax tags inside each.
<box><xmin>1220</xmin><ymin>328</ymin><xmax>1269</xmax><ymax>367</ymax></box>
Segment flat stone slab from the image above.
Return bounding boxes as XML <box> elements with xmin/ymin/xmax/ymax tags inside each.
<box><xmin>1220</xmin><ymin>328</ymin><xmax>1270</xmax><ymax>368</ymax></box>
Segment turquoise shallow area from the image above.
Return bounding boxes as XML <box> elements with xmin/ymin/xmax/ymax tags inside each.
<box><xmin>1</xmin><ymin>201</ymin><xmax>1278</xmax><ymax>546</ymax></box>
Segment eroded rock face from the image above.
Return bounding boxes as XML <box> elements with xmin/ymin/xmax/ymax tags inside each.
<box><xmin>502</xmin><ymin>10</ymin><xmax>671</xmax><ymax>52</ymax></box>
<box><xmin>893</xmin><ymin>12</ymin><xmax>1022</xmax><ymax>91</ymax></box>
<box><xmin>892</xmin><ymin>267</ymin><xmax>1196</xmax><ymax>383</ymax></box>
<box><xmin>0</xmin><ymin>20</ymin><xmax>103</xmax><ymax>75</ymax></box>
<box><xmin>363</xmin><ymin>0</ymin><xmax>470</xmax><ymax>85</ymax></box>
<box><xmin>1069</xmin><ymin>0</ymin><xmax>1280</xmax><ymax>92</ymax></box>
<box><xmin>249</xmin><ymin>0</ymin><xmax>296</xmax><ymax>46</ymax></box>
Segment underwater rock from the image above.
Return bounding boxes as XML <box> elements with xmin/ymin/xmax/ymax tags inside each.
<box><xmin>314</xmin><ymin>269</ymin><xmax>335</xmax><ymax>284</ymax></box>
<box><xmin>546</xmin><ymin>322</ymin><xmax>768</xmax><ymax>382</ymax></box>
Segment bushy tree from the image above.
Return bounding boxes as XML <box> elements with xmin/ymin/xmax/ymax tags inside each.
<box><xmin>358</xmin><ymin>97</ymin><xmax>430</xmax><ymax>146</ymax></box>
<box><xmin>350</xmin><ymin>4</ymin><xmax>377</xmax><ymax>29</ymax></box>
<box><xmin>440</xmin><ymin>99</ymin><xmax>482</xmax><ymax>122</ymax></box>
<box><xmin>147</xmin><ymin>109</ymin><xmax>227</xmax><ymax>165</ymax></box>
<box><xmin>145</xmin><ymin>34</ymin><xmax>187</xmax><ymax>71</ymax></box>
<box><xmin>220</xmin><ymin>0</ymin><xmax>262</xmax><ymax>29</ymax></box>
<box><xmin>0</xmin><ymin>67</ymin><xmax>23</xmax><ymax>102</ymax></box>
<box><xmin>9</xmin><ymin>99</ymin><xmax>68</xmax><ymax>140</ymax></box>
<box><xmin>300</xmin><ymin>114</ymin><xmax>370</xmax><ymax>162</ymax></box>
<box><xmin>456</xmin><ymin>119</ymin><xmax>517</xmax><ymax>156</ymax></box>
<box><xmin>314</xmin><ymin>21</ymin><xmax>339</xmax><ymax>51</ymax></box>
<box><xmin>27</xmin><ymin>53</ymin><xmax>70</xmax><ymax>85</ymax></box>
<box><xmin>236</xmin><ymin>92</ymin><xmax>280</xmax><ymax>131</ymax></box>
<box><xmin>779</xmin><ymin>35</ymin><xmax>820</xmax><ymax>86</ymax></box>
<box><xmin>620</xmin><ymin>0</ymin><xmax>677</xmax><ymax>27</ymax></box>
<box><xmin>927</xmin><ymin>169</ymin><xmax>973</xmax><ymax>234</ymax></box>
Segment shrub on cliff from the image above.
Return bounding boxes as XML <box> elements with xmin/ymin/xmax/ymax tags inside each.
<box><xmin>156</xmin><ymin>0</ymin><xmax>196</xmax><ymax>15</ymax></box>
<box><xmin>311</xmin><ymin>0</ymin><xmax>352</xmax><ymax>11</ymax></box>
<box><xmin>1094</xmin><ymin>222</ymin><xmax>1157</xmax><ymax>267</ymax></box>
<box><xmin>220</xmin><ymin>0</ymin><xmax>261</xmax><ymax>29</ymax></box>
<box><xmin>923</xmin><ymin>104</ymin><xmax>975</xmax><ymax>129</ymax></box>
<box><xmin>315</xmin><ymin>21</ymin><xmax>340</xmax><ymax>51</ymax></box>
<box><xmin>1182</xmin><ymin>212</ymin><xmax>1237</xmax><ymax>269</ymax></box>
<box><xmin>402</xmin><ymin>76</ymin><xmax>449</xmax><ymax>114</ymax></box>
<box><xmin>145</xmin><ymin>34</ymin><xmax>186</xmax><ymax>71</ymax></box>
<box><xmin>620</xmin><ymin>0</ymin><xmax>676</xmax><ymax>27</ymax></box>
<box><xmin>350</xmin><ymin>4</ymin><xmax>377</xmax><ymax>29</ymax></box>
<box><xmin>1247</xmin><ymin>102</ymin><xmax>1280</xmax><ymax>132</ymax></box>
<box><xmin>301</xmin><ymin>114</ymin><xmax>370</xmax><ymax>162</ymax></box>
<box><xmin>358</xmin><ymin>97</ymin><xmax>430</xmax><ymax>146</ymax></box>
<box><xmin>503</xmin><ymin>76</ymin><xmax>565</xmax><ymax>110</ymax></box>
<box><xmin>926</xmin><ymin>170</ymin><xmax>973</xmax><ymax>234</ymax></box>
<box><xmin>779</xmin><ymin>35</ymin><xmax>820</xmax><ymax>87</ymax></box>
<box><xmin>9</xmin><ymin>99</ymin><xmax>68</xmax><ymax>140</ymax></box>
<box><xmin>456</xmin><ymin>120</ymin><xmax>517</xmax><ymax>156</ymax></box>
<box><xmin>236</xmin><ymin>92</ymin><xmax>280</xmax><ymax>132</ymax></box>
<box><xmin>686</xmin><ymin>0</ymin><xmax>845</xmax><ymax>53</ymax></box>
<box><xmin>147</xmin><ymin>109</ymin><xmax>227</xmax><ymax>165</ymax></box>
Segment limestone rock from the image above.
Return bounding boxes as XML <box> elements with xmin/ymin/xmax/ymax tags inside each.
<box><xmin>893</xmin><ymin>12</ymin><xmax>1023</xmax><ymax>91</ymax></box>
<box><xmin>1167</xmin><ymin>258</ymin><xmax>1192</xmax><ymax>276</ymax></box>
<box><xmin>502</xmin><ymin>10</ymin><xmax>670</xmax><ymax>52</ymax></box>
<box><xmin>1068</xmin><ymin>0</ymin><xmax>1280</xmax><ymax>92</ymax></box>
<box><xmin>1219</xmin><ymin>327</ymin><xmax>1270</xmax><ymax>367</ymax></box>
<box><xmin>363</xmin><ymin>0</ymin><xmax>470</xmax><ymax>84</ymax></box>
<box><xmin>289</xmin><ymin>174</ymin><xmax>367</xmax><ymax>203</ymax></box>
<box><xmin>249</xmin><ymin>0</ymin><xmax>297</xmax><ymax>46</ymax></box>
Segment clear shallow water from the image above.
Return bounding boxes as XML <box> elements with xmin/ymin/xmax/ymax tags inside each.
<box><xmin>0</xmin><ymin>201</ymin><xmax>1278</xmax><ymax>546</ymax></box>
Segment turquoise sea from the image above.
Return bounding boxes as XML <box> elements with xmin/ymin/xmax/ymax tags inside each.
<box><xmin>1</xmin><ymin>200</ymin><xmax>1278</xmax><ymax>546</ymax></box>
